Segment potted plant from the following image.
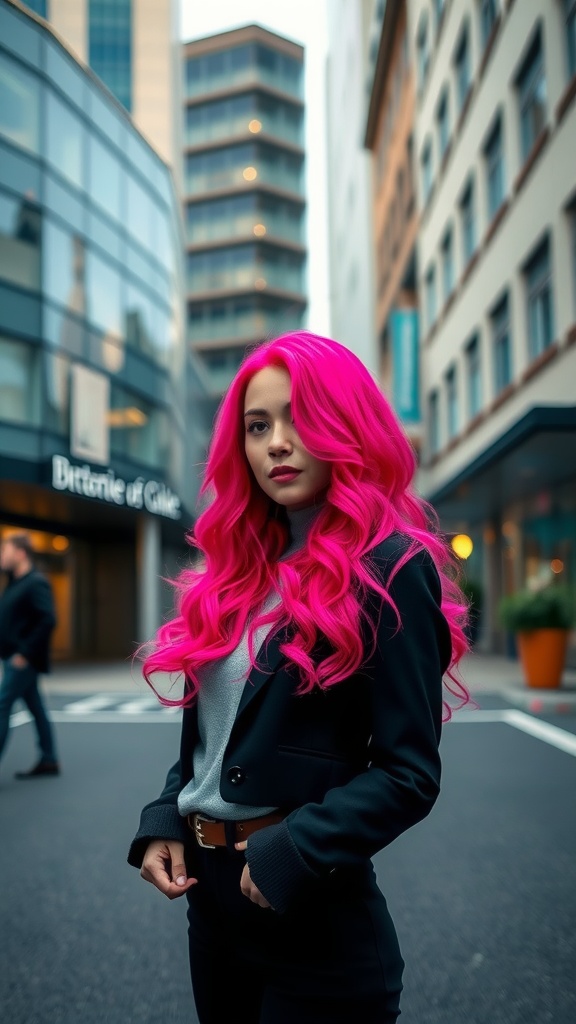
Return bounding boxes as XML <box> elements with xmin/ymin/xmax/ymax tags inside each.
<box><xmin>498</xmin><ymin>584</ymin><xmax>575</xmax><ymax>689</ymax></box>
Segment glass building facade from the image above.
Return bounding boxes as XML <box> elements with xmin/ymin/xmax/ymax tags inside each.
<box><xmin>183</xmin><ymin>27</ymin><xmax>307</xmax><ymax>427</ymax></box>
<box><xmin>89</xmin><ymin>0</ymin><xmax>132</xmax><ymax>111</ymax></box>
<box><xmin>0</xmin><ymin>0</ymin><xmax>187</xmax><ymax>660</ymax></box>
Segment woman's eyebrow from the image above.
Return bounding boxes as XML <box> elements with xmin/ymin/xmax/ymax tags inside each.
<box><xmin>244</xmin><ymin>401</ymin><xmax>291</xmax><ymax>418</ymax></box>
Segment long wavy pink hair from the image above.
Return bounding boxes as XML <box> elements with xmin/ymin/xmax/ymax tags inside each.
<box><xmin>142</xmin><ymin>331</ymin><xmax>471</xmax><ymax>719</ymax></box>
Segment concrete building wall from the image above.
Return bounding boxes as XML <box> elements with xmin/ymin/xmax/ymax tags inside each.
<box><xmin>326</xmin><ymin>0</ymin><xmax>377</xmax><ymax>372</ymax></box>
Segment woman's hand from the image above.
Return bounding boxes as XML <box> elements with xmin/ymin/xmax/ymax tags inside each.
<box><xmin>235</xmin><ymin>840</ymin><xmax>272</xmax><ymax>909</ymax></box>
<box><xmin>141</xmin><ymin>840</ymin><xmax>197</xmax><ymax>900</ymax></box>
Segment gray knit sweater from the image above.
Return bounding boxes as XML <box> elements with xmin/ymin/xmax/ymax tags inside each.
<box><xmin>177</xmin><ymin>502</ymin><xmax>323</xmax><ymax>821</ymax></box>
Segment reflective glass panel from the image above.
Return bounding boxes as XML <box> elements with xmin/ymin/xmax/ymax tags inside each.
<box><xmin>0</xmin><ymin>52</ymin><xmax>40</xmax><ymax>153</ymax></box>
<box><xmin>0</xmin><ymin>189</ymin><xmax>41</xmax><ymax>291</ymax></box>
<box><xmin>88</xmin><ymin>132</ymin><xmax>122</xmax><ymax>220</ymax></box>
<box><xmin>46</xmin><ymin>90</ymin><xmax>85</xmax><ymax>190</ymax></box>
<box><xmin>43</xmin><ymin>218</ymin><xmax>86</xmax><ymax>314</ymax></box>
<box><xmin>0</xmin><ymin>334</ymin><xmax>39</xmax><ymax>424</ymax></box>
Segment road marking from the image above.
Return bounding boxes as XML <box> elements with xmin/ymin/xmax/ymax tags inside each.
<box><xmin>503</xmin><ymin>709</ymin><xmax>576</xmax><ymax>757</ymax></box>
<box><xmin>452</xmin><ymin>708</ymin><xmax>576</xmax><ymax>758</ymax></box>
<box><xmin>63</xmin><ymin>695</ymin><xmax>117</xmax><ymax>713</ymax></box>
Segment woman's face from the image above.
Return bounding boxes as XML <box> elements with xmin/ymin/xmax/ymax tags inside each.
<box><xmin>244</xmin><ymin>365</ymin><xmax>331</xmax><ymax>511</ymax></box>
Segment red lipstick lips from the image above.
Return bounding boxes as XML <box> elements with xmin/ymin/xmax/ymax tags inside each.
<box><xmin>269</xmin><ymin>466</ymin><xmax>302</xmax><ymax>479</ymax></box>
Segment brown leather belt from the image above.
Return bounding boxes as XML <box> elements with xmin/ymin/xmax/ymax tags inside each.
<box><xmin>187</xmin><ymin>811</ymin><xmax>285</xmax><ymax>849</ymax></box>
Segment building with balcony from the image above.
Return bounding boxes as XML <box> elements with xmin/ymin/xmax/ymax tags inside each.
<box><xmin>409</xmin><ymin>0</ymin><xmax>576</xmax><ymax>656</ymax></box>
<box><xmin>19</xmin><ymin>0</ymin><xmax>182</xmax><ymax>173</ymax></box>
<box><xmin>183</xmin><ymin>25</ymin><xmax>307</xmax><ymax>430</ymax></box>
<box><xmin>0</xmin><ymin>0</ymin><xmax>188</xmax><ymax>660</ymax></box>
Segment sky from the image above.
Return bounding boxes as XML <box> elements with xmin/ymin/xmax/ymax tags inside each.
<box><xmin>180</xmin><ymin>0</ymin><xmax>331</xmax><ymax>335</ymax></box>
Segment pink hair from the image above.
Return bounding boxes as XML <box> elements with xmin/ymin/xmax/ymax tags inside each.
<box><xmin>142</xmin><ymin>331</ymin><xmax>471</xmax><ymax>720</ymax></box>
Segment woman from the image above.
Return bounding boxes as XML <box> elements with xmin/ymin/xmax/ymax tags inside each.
<box><xmin>128</xmin><ymin>332</ymin><xmax>470</xmax><ymax>1024</ymax></box>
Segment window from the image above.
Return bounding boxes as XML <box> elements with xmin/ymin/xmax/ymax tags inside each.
<box><xmin>86</xmin><ymin>248</ymin><xmax>123</xmax><ymax>341</ymax></box>
<box><xmin>46</xmin><ymin>90</ymin><xmax>85</xmax><ymax>191</ymax></box>
<box><xmin>484</xmin><ymin>114</ymin><xmax>505</xmax><ymax>220</ymax></box>
<box><xmin>416</xmin><ymin>14</ymin><xmax>430</xmax><ymax>90</ymax></box>
<box><xmin>43</xmin><ymin>219</ymin><xmax>86</xmax><ymax>313</ymax></box>
<box><xmin>570</xmin><ymin>203</ymin><xmax>576</xmax><ymax>313</ymax></box>
<box><xmin>0</xmin><ymin>335</ymin><xmax>39</xmax><ymax>425</ymax></box>
<box><xmin>445</xmin><ymin>364</ymin><xmax>459</xmax><ymax>439</ymax></box>
<box><xmin>565</xmin><ymin>0</ymin><xmax>576</xmax><ymax>79</ymax></box>
<box><xmin>428</xmin><ymin>389</ymin><xmax>440</xmax><ymax>454</ymax></box>
<box><xmin>89</xmin><ymin>0</ymin><xmax>132</xmax><ymax>111</ymax></box>
<box><xmin>436</xmin><ymin>88</ymin><xmax>450</xmax><ymax>161</ymax></box>
<box><xmin>454</xmin><ymin>23</ymin><xmax>472</xmax><ymax>113</ymax></box>
<box><xmin>88</xmin><ymin>133</ymin><xmax>122</xmax><ymax>222</ymax></box>
<box><xmin>0</xmin><ymin>190</ymin><xmax>41</xmax><ymax>291</ymax></box>
<box><xmin>0</xmin><ymin>53</ymin><xmax>40</xmax><ymax>154</ymax></box>
<box><xmin>524</xmin><ymin>236</ymin><xmax>555</xmax><ymax>359</ymax></box>
<box><xmin>490</xmin><ymin>292</ymin><xmax>512</xmax><ymax>393</ymax></box>
<box><xmin>425</xmin><ymin>264</ymin><xmax>437</xmax><ymax>330</ymax></box>
<box><xmin>480</xmin><ymin>0</ymin><xmax>498</xmax><ymax>52</ymax></box>
<box><xmin>466</xmin><ymin>333</ymin><xmax>482</xmax><ymax>418</ymax></box>
<box><xmin>516</xmin><ymin>29</ymin><xmax>547</xmax><ymax>162</ymax></box>
<box><xmin>441</xmin><ymin>227</ymin><xmax>454</xmax><ymax>301</ymax></box>
<box><xmin>421</xmin><ymin>139</ymin><xmax>433</xmax><ymax>204</ymax></box>
<box><xmin>432</xmin><ymin>0</ymin><xmax>445</xmax><ymax>34</ymax></box>
<box><xmin>459</xmin><ymin>177</ymin><xmax>476</xmax><ymax>265</ymax></box>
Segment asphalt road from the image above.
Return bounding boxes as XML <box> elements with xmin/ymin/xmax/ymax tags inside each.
<box><xmin>1</xmin><ymin>694</ymin><xmax>575</xmax><ymax>1024</ymax></box>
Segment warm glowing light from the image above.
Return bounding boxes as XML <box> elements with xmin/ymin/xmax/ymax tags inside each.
<box><xmin>243</xmin><ymin>166</ymin><xmax>258</xmax><ymax>181</ymax></box>
<box><xmin>52</xmin><ymin>536</ymin><xmax>69</xmax><ymax>552</ymax></box>
<box><xmin>248</xmin><ymin>119</ymin><xmax>262</xmax><ymax>133</ymax></box>
<box><xmin>254</xmin><ymin>277</ymin><xmax>267</xmax><ymax>290</ymax></box>
<box><xmin>107</xmin><ymin>407</ymin><xmax>148</xmax><ymax>427</ymax></box>
<box><xmin>550</xmin><ymin>559</ymin><xmax>564</xmax><ymax>574</ymax></box>
<box><xmin>253</xmin><ymin>223</ymin><xmax>267</xmax><ymax>237</ymax></box>
<box><xmin>451</xmin><ymin>534</ymin><xmax>474</xmax><ymax>560</ymax></box>
<box><xmin>502</xmin><ymin>520</ymin><xmax>517</xmax><ymax>538</ymax></box>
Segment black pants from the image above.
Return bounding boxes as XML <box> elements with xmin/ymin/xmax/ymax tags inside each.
<box><xmin>185</xmin><ymin>843</ymin><xmax>404</xmax><ymax>1024</ymax></box>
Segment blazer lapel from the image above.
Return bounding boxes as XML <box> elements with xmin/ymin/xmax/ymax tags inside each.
<box><xmin>235</xmin><ymin>624</ymin><xmax>291</xmax><ymax>719</ymax></box>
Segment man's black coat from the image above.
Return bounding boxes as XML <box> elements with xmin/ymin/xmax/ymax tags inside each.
<box><xmin>0</xmin><ymin>570</ymin><xmax>56</xmax><ymax>673</ymax></box>
<box><xmin>128</xmin><ymin>535</ymin><xmax>453</xmax><ymax>913</ymax></box>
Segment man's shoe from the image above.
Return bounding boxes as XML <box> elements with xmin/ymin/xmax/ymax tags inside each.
<box><xmin>14</xmin><ymin>761</ymin><xmax>60</xmax><ymax>779</ymax></box>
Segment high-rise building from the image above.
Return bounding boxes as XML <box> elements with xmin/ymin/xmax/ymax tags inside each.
<box><xmin>326</xmin><ymin>0</ymin><xmax>378</xmax><ymax>373</ymax></box>
<box><xmin>409</xmin><ymin>0</ymin><xmax>576</xmax><ymax>656</ymax></box>
<box><xmin>0</xmin><ymin>0</ymin><xmax>188</xmax><ymax>659</ymax></box>
<box><xmin>19</xmin><ymin>0</ymin><xmax>181</xmax><ymax>172</ymax></box>
<box><xmin>183</xmin><ymin>25</ymin><xmax>307</xmax><ymax>430</ymax></box>
<box><xmin>364</xmin><ymin>0</ymin><xmax>420</xmax><ymax>446</ymax></box>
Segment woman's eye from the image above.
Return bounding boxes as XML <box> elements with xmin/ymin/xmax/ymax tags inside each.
<box><xmin>247</xmin><ymin>420</ymin><xmax>267</xmax><ymax>435</ymax></box>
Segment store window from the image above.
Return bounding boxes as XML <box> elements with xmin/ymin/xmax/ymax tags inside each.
<box><xmin>524</xmin><ymin>235</ymin><xmax>555</xmax><ymax>359</ymax></box>
<box><xmin>0</xmin><ymin>52</ymin><xmax>40</xmax><ymax>153</ymax></box>
<box><xmin>515</xmin><ymin>28</ymin><xmax>547</xmax><ymax>163</ymax></box>
<box><xmin>46</xmin><ymin>89</ymin><xmax>85</xmax><ymax>190</ymax></box>
<box><xmin>0</xmin><ymin>189</ymin><xmax>41</xmax><ymax>291</ymax></box>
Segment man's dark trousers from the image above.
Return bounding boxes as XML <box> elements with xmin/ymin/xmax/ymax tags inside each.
<box><xmin>0</xmin><ymin>660</ymin><xmax>57</xmax><ymax>763</ymax></box>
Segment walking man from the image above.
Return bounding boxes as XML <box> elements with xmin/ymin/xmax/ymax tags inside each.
<box><xmin>0</xmin><ymin>533</ymin><xmax>59</xmax><ymax>778</ymax></box>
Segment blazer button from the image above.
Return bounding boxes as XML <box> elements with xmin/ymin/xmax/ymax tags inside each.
<box><xmin>227</xmin><ymin>765</ymin><xmax>245</xmax><ymax>785</ymax></box>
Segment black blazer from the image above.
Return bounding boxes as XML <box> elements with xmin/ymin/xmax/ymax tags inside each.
<box><xmin>0</xmin><ymin>570</ymin><xmax>56</xmax><ymax>674</ymax></box>
<box><xmin>127</xmin><ymin>535</ymin><xmax>452</xmax><ymax>913</ymax></box>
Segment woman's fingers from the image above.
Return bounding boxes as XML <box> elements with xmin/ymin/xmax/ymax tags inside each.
<box><xmin>141</xmin><ymin>840</ymin><xmax>197</xmax><ymax>900</ymax></box>
<box><xmin>239</xmin><ymin>862</ymin><xmax>272</xmax><ymax>909</ymax></box>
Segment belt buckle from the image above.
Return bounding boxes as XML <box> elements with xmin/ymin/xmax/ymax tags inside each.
<box><xmin>193</xmin><ymin>813</ymin><xmax>216</xmax><ymax>849</ymax></box>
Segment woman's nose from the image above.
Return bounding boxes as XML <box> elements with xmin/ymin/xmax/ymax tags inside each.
<box><xmin>268</xmin><ymin>424</ymin><xmax>292</xmax><ymax>454</ymax></box>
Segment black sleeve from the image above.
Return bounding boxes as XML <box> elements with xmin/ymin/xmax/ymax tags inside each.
<box><xmin>18</xmin><ymin>576</ymin><xmax>56</xmax><ymax>663</ymax></box>
<box><xmin>246</xmin><ymin>546</ymin><xmax>452</xmax><ymax>913</ymax></box>
<box><xmin>127</xmin><ymin>759</ymin><xmax>190</xmax><ymax>868</ymax></box>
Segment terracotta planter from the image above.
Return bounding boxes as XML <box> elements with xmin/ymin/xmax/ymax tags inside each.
<box><xmin>516</xmin><ymin>628</ymin><xmax>569</xmax><ymax>689</ymax></box>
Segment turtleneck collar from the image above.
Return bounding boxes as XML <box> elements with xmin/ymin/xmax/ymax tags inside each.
<box><xmin>282</xmin><ymin>501</ymin><xmax>325</xmax><ymax>556</ymax></box>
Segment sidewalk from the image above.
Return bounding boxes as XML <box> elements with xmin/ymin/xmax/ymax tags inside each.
<box><xmin>42</xmin><ymin>652</ymin><xmax>576</xmax><ymax>711</ymax></box>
